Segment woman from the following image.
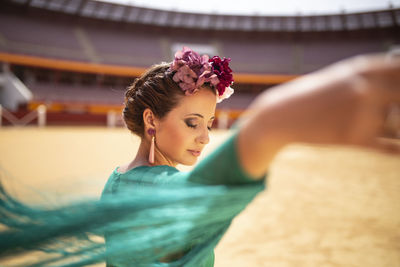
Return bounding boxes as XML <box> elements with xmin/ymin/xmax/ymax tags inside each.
<box><xmin>101</xmin><ymin>48</ymin><xmax>266</xmax><ymax>266</ymax></box>
<box><xmin>0</xmin><ymin>47</ymin><xmax>399</xmax><ymax>266</ymax></box>
<box><xmin>101</xmin><ymin>47</ymin><xmax>399</xmax><ymax>266</ymax></box>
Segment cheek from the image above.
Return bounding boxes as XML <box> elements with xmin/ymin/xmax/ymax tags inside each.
<box><xmin>157</xmin><ymin>123</ymin><xmax>190</xmax><ymax>156</ymax></box>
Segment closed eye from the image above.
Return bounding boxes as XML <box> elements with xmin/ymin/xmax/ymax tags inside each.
<box><xmin>185</xmin><ymin>118</ymin><xmax>213</xmax><ymax>131</ymax></box>
<box><xmin>185</xmin><ymin>120</ymin><xmax>197</xmax><ymax>129</ymax></box>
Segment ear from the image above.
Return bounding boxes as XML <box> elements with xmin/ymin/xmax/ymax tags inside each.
<box><xmin>143</xmin><ymin>108</ymin><xmax>157</xmax><ymax>132</ymax></box>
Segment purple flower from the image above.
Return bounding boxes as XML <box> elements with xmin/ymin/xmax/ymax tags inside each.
<box><xmin>173</xmin><ymin>65</ymin><xmax>196</xmax><ymax>83</ymax></box>
<box><xmin>172</xmin><ymin>64</ymin><xmax>198</xmax><ymax>94</ymax></box>
<box><xmin>170</xmin><ymin>47</ymin><xmax>214</xmax><ymax>95</ymax></box>
<box><xmin>169</xmin><ymin>47</ymin><xmax>234</xmax><ymax>102</ymax></box>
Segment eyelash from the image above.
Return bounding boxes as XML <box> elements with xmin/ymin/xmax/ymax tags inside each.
<box><xmin>186</xmin><ymin>122</ymin><xmax>212</xmax><ymax>131</ymax></box>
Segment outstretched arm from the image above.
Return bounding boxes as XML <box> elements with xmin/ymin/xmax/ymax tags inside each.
<box><xmin>237</xmin><ymin>55</ymin><xmax>400</xmax><ymax>178</ymax></box>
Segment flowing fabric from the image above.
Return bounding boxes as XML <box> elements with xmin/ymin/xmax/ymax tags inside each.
<box><xmin>0</xmin><ymin>179</ymin><xmax>264</xmax><ymax>266</ymax></box>
<box><xmin>0</xmin><ymin>133</ymin><xmax>266</xmax><ymax>266</ymax></box>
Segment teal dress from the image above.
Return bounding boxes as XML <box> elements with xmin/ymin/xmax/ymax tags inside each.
<box><xmin>101</xmin><ymin>133</ymin><xmax>266</xmax><ymax>266</ymax></box>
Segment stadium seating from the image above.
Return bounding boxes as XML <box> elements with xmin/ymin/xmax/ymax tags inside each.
<box><xmin>0</xmin><ymin>0</ymin><xmax>398</xmax><ymax>126</ymax></box>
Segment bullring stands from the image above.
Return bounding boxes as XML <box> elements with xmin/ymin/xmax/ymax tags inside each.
<box><xmin>0</xmin><ymin>0</ymin><xmax>399</xmax><ymax>126</ymax></box>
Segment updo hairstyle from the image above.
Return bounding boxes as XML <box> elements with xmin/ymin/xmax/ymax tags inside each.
<box><xmin>123</xmin><ymin>63</ymin><xmax>215</xmax><ymax>137</ymax></box>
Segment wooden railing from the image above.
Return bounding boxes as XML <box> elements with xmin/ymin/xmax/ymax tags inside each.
<box><xmin>0</xmin><ymin>52</ymin><xmax>298</xmax><ymax>84</ymax></box>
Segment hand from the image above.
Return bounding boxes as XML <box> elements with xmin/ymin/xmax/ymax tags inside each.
<box><xmin>259</xmin><ymin>54</ymin><xmax>399</xmax><ymax>151</ymax></box>
<box><xmin>238</xmin><ymin>54</ymin><xmax>400</xmax><ymax>178</ymax></box>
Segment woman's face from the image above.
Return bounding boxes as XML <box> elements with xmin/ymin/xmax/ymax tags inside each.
<box><xmin>154</xmin><ymin>88</ymin><xmax>216</xmax><ymax>166</ymax></box>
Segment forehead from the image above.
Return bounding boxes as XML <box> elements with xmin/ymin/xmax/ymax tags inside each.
<box><xmin>172</xmin><ymin>89</ymin><xmax>216</xmax><ymax>119</ymax></box>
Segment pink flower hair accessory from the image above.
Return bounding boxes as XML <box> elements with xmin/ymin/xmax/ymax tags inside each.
<box><xmin>169</xmin><ymin>47</ymin><xmax>234</xmax><ymax>102</ymax></box>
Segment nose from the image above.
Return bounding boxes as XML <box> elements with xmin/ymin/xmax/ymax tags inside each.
<box><xmin>197</xmin><ymin>126</ymin><xmax>210</xmax><ymax>145</ymax></box>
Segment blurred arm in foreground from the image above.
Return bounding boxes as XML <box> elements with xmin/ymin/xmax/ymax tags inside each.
<box><xmin>237</xmin><ymin>54</ymin><xmax>400</xmax><ymax>178</ymax></box>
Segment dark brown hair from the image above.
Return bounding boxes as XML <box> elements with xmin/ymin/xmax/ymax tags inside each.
<box><xmin>123</xmin><ymin>62</ymin><xmax>215</xmax><ymax>137</ymax></box>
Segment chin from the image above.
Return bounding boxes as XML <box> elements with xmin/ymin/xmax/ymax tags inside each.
<box><xmin>180</xmin><ymin>158</ymin><xmax>197</xmax><ymax>166</ymax></box>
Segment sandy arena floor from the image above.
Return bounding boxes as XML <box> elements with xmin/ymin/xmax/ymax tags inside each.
<box><xmin>0</xmin><ymin>126</ymin><xmax>399</xmax><ymax>267</ymax></box>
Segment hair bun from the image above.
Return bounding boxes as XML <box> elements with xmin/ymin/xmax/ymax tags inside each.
<box><xmin>122</xmin><ymin>62</ymin><xmax>216</xmax><ymax>137</ymax></box>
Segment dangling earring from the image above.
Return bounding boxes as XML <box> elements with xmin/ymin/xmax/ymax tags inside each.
<box><xmin>147</xmin><ymin>128</ymin><xmax>155</xmax><ymax>164</ymax></box>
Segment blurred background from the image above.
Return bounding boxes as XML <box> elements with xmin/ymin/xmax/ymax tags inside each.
<box><xmin>0</xmin><ymin>0</ymin><xmax>400</xmax><ymax>266</ymax></box>
<box><xmin>1</xmin><ymin>0</ymin><xmax>400</xmax><ymax>130</ymax></box>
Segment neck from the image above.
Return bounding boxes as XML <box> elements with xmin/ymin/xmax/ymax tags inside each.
<box><xmin>131</xmin><ymin>138</ymin><xmax>177</xmax><ymax>168</ymax></box>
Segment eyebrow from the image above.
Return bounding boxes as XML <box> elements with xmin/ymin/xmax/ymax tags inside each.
<box><xmin>186</xmin><ymin>113</ymin><xmax>215</xmax><ymax>120</ymax></box>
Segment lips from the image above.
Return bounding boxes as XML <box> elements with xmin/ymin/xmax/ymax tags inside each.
<box><xmin>188</xmin><ymin>150</ymin><xmax>201</xmax><ymax>157</ymax></box>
